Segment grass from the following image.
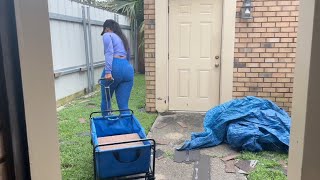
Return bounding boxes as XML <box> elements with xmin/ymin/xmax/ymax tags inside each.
<box><xmin>57</xmin><ymin>74</ymin><xmax>157</xmax><ymax>179</ymax></box>
<box><xmin>240</xmin><ymin>151</ymin><xmax>288</xmax><ymax>180</ymax></box>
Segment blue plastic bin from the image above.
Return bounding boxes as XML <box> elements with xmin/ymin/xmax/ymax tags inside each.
<box><xmin>90</xmin><ymin>111</ymin><xmax>155</xmax><ymax>180</ymax></box>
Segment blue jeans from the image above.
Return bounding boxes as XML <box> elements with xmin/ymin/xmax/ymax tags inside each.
<box><xmin>101</xmin><ymin>58</ymin><xmax>134</xmax><ymax>115</ymax></box>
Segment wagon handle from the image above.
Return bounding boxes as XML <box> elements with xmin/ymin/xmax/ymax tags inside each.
<box><xmin>98</xmin><ymin>78</ymin><xmax>114</xmax><ymax>88</ymax></box>
<box><xmin>90</xmin><ymin>109</ymin><xmax>134</xmax><ymax>119</ymax></box>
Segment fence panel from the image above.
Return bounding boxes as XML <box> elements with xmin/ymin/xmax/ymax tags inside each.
<box><xmin>48</xmin><ymin>0</ymin><xmax>133</xmax><ymax>101</ymax></box>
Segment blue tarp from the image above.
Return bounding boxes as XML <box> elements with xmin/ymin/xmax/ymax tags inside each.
<box><xmin>178</xmin><ymin>96</ymin><xmax>291</xmax><ymax>152</ymax></box>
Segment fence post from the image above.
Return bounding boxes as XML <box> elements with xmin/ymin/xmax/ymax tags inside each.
<box><xmin>82</xmin><ymin>6</ymin><xmax>92</xmax><ymax>93</ymax></box>
<box><xmin>87</xmin><ymin>7</ymin><xmax>95</xmax><ymax>91</ymax></box>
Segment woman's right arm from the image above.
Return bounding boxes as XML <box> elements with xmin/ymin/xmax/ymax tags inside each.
<box><xmin>103</xmin><ymin>33</ymin><xmax>114</xmax><ymax>75</ymax></box>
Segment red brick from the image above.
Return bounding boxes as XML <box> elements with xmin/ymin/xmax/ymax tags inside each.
<box><xmin>247</xmin><ymin>53</ymin><xmax>260</xmax><ymax>57</ymax></box>
<box><xmin>252</xmin><ymin>1</ymin><xmax>263</xmax><ymax>6</ymax></box>
<box><xmin>277</xmin><ymin>88</ymin><xmax>290</xmax><ymax>93</ymax></box>
<box><xmin>275</xmin><ymin>33</ymin><xmax>289</xmax><ymax>37</ymax></box>
<box><xmin>238</xmin><ymin>68</ymin><xmax>251</xmax><ymax>72</ymax></box>
<box><xmin>248</xmin><ymin>43</ymin><xmax>261</xmax><ymax>47</ymax></box>
<box><xmin>264</xmin><ymin>88</ymin><xmax>276</xmax><ymax>92</ymax></box>
<box><xmin>246</xmin><ymin>63</ymin><xmax>260</xmax><ymax>67</ymax></box>
<box><xmin>245</xmin><ymin>82</ymin><xmax>258</xmax><ymax>87</ymax></box>
<box><xmin>276</xmin><ymin>98</ymin><xmax>289</xmax><ymax>102</ymax></box>
<box><xmin>235</xmin><ymin>43</ymin><xmax>247</xmax><ymax>48</ymax></box>
<box><xmin>267</xmin><ymin>28</ymin><xmax>281</xmax><ymax>33</ymax></box>
<box><xmin>273</xmin><ymin>63</ymin><xmax>286</xmax><ymax>68</ymax></box>
<box><xmin>289</xmin><ymin>32</ymin><xmax>298</xmax><ymax>37</ymax></box>
<box><xmin>236</xmin><ymin>23</ymin><xmax>247</xmax><ymax>28</ymax></box>
<box><xmin>260</xmin><ymin>63</ymin><xmax>273</xmax><ymax>68</ymax></box>
<box><xmin>237</xmin><ymin>87</ymin><xmax>250</xmax><ymax>92</ymax></box>
<box><xmin>240</xmin><ymin>38</ymin><xmax>253</xmax><ymax>43</ymax></box>
<box><xmin>279</xmin><ymin>48</ymin><xmax>293</xmax><ymax>53</ymax></box>
<box><xmin>254</xmin><ymin>17</ymin><xmax>268</xmax><ymax>22</ymax></box>
<box><xmin>292</xmin><ymin>1</ymin><xmax>299</xmax><ymax>6</ymax></box>
<box><xmin>275</xmin><ymin>43</ymin><xmax>289</xmax><ymax>47</ymax></box>
<box><xmin>263</xmin><ymin>12</ymin><xmax>276</xmax><ymax>17</ymax></box>
<box><xmin>246</xmin><ymin>73</ymin><xmax>259</xmax><ymax>77</ymax></box>
<box><xmin>258</xmin><ymin>83</ymin><xmax>272</xmax><ymax>88</ymax></box>
<box><xmin>276</xmin><ymin>12</ymin><xmax>291</xmax><ymax>17</ymax></box>
<box><xmin>268</xmin><ymin>17</ymin><xmax>282</xmax><ymax>22</ymax></box>
<box><xmin>276</xmin><ymin>22</ymin><xmax>290</xmax><ymax>27</ymax></box>
<box><xmin>281</xmin><ymin>38</ymin><xmax>294</xmax><ymax>43</ymax></box>
<box><xmin>245</xmin><ymin>92</ymin><xmax>258</xmax><ymax>96</ymax></box>
<box><xmin>262</xmin><ymin>22</ymin><xmax>276</xmax><ymax>27</ymax></box>
<box><xmin>248</xmin><ymin>33</ymin><xmax>261</xmax><ymax>38</ymax></box>
<box><xmin>285</xmin><ymin>83</ymin><xmax>294</xmax><ymax>88</ymax></box>
<box><xmin>287</xmin><ymin>63</ymin><xmax>295</xmax><ymax>68</ymax></box>
<box><xmin>267</xmin><ymin>38</ymin><xmax>280</xmax><ymax>43</ymax></box>
<box><xmin>238</xmin><ymin>78</ymin><xmax>250</xmax><ymax>82</ymax></box>
<box><xmin>265</xmin><ymin>68</ymin><xmax>278</xmax><ymax>72</ymax></box>
<box><xmin>278</xmin><ymin>68</ymin><xmax>292</xmax><ymax>73</ymax></box>
<box><xmin>235</xmin><ymin>73</ymin><xmax>246</xmax><ymax>77</ymax></box>
<box><xmin>253</xmin><ymin>38</ymin><xmax>266</xmax><ymax>43</ymax></box>
<box><xmin>281</xmin><ymin>27</ymin><xmax>295</xmax><ymax>32</ymax></box>
<box><xmin>282</xmin><ymin>17</ymin><xmax>296</xmax><ymax>22</ymax></box>
<box><xmin>258</xmin><ymin>92</ymin><xmax>271</xmax><ymax>96</ymax></box>
<box><xmin>261</xmin><ymin>33</ymin><xmax>275</xmax><ymax>37</ymax></box>
<box><xmin>278</xmin><ymin>1</ymin><xmax>292</xmax><ymax>6</ymax></box>
<box><xmin>248</xmin><ymin>23</ymin><xmax>262</xmax><ymax>28</ymax></box>
<box><xmin>291</xmin><ymin>11</ymin><xmax>299</xmax><ymax>17</ymax></box>
<box><xmin>264</xmin><ymin>78</ymin><xmax>277</xmax><ymax>83</ymax></box>
<box><xmin>251</xmin><ymin>68</ymin><xmax>264</xmax><ymax>72</ymax></box>
<box><xmin>252</xmin><ymin>12</ymin><xmax>263</xmax><ymax>17</ymax></box>
<box><xmin>252</xmin><ymin>58</ymin><xmax>265</xmax><ymax>63</ymax></box>
<box><xmin>269</xmin><ymin>6</ymin><xmax>282</xmax><ymax>11</ymax></box>
<box><xmin>272</xmin><ymin>73</ymin><xmax>286</xmax><ymax>78</ymax></box>
<box><xmin>255</xmin><ymin>7</ymin><xmax>268</xmax><ymax>11</ymax></box>
<box><xmin>272</xmin><ymin>83</ymin><xmax>285</xmax><ymax>88</ymax></box>
<box><xmin>265</xmin><ymin>58</ymin><xmax>278</xmax><ymax>63</ymax></box>
<box><xmin>233</xmin><ymin>92</ymin><xmax>245</xmax><ymax>97</ymax></box>
<box><xmin>252</xmin><ymin>48</ymin><xmax>265</xmax><ymax>53</ymax></box>
<box><xmin>271</xmin><ymin>93</ymin><xmax>285</xmax><ymax>97</ymax></box>
<box><xmin>234</xmin><ymin>82</ymin><xmax>245</xmax><ymax>87</ymax></box>
<box><xmin>240</xmin><ymin>28</ymin><xmax>254</xmax><ymax>33</ymax></box>
<box><xmin>290</xmin><ymin>22</ymin><xmax>299</xmax><ymax>27</ymax></box>
<box><xmin>264</xmin><ymin>1</ymin><xmax>277</xmax><ymax>6</ymax></box>
<box><xmin>260</xmin><ymin>53</ymin><xmax>274</xmax><ymax>57</ymax></box>
<box><xmin>238</xmin><ymin>58</ymin><xmax>252</xmax><ymax>62</ymax></box>
<box><xmin>266</xmin><ymin>48</ymin><xmax>279</xmax><ymax>53</ymax></box>
<box><xmin>251</xmin><ymin>78</ymin><xmax>264</xmax><ymax>83</ymax></box>
<box><xmin>283</xmin><ymin>6</ymin><xmax>297</xmax><ymax>11</ymax></box>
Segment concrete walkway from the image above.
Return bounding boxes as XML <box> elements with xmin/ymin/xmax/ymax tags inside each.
<box><xmin>148</xmin><ymin>113</ymin><xmax>247</xmax><ymax>180</ymax></box>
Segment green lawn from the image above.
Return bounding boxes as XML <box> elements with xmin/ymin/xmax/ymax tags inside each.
<box><xmin>240</xmin><ymin>151</ymin><xmax>288</xmax><ymax>180</ymax></box>
<box><xmin>57</xmin><ymin>74</ymin><xmax>157</xmax><ymax>179</ymax></box>
<box><xmin>57</xmin><ymin>74</ymin><xmax>288</xmax><ymax>180</ymax></box>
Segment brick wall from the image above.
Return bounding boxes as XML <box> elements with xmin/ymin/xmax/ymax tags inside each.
<box><xmin>144</xmin><ymin>0</ymin><xmax>299</xmax><ymax>113</ymax></box>
<box><xmin>144</xmin><ymin>0</ymin><xmax>156</xmax><ymax>112</ymax></box>
<box><xmin>233</xmin><ymin>0</ymin><xmax>299</xmax><ymax>113</ymax></box>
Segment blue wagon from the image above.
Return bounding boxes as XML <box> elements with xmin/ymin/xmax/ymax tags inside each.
<box><xmin>90</xmin><ymin>79</ymin><xmax>156</xmax><ymax>180</ymax></box>
<box><xmin>90</xmin><ymin>110</ymin><xmax>156</xmax><ymax>180</ymax></box>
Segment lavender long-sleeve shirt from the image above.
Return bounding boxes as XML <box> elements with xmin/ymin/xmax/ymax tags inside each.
<box><xmin>103</xmin><ymin>32</ymin><xmax>128</xmax><ymax>74</ymax></box>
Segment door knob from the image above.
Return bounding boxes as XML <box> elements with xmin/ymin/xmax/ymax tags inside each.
<box><xmin>215</xmin><ymin>56</ymin><xmax>220</xmax><ymax>59</ymax></box>
<box><xmin>215</xmin><ymin>63</ymin><xmax>220</xmax><ymax>67</ymax></box>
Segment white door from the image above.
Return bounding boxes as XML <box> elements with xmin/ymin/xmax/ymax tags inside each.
<box><xmin>169</xmin><ymin>0</ymin><xmax>222</xmax><ymax>111</ymax></box>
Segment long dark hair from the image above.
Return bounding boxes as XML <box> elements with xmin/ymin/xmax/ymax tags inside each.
<box><xmin>101</xmin><ymin>19</ymin><xmax>130</xmax><ymax>53</ymax></box>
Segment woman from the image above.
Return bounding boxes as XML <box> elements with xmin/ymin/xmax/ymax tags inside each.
<box><xmin>100</xmin><ymin>19</ymin><xmax>133</xmax><ymax>115</ymax></box>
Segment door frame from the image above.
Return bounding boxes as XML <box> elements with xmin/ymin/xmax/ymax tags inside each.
<box><xmin>155</xmin><ymin>0</ymin><xmax>236</xmax><ymax>112</ymax></box>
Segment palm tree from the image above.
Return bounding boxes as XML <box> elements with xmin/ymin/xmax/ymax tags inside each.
<box><xmin>97</xmin><ymin>0</ymin><xmax>145</xmax><ymax>73</ymax></box>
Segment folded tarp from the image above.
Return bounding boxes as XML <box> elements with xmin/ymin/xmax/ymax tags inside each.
<box><xmin>178</xmin><ymin>96</ymin><xmax>291</xmax><ymax>152</ymax></box>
